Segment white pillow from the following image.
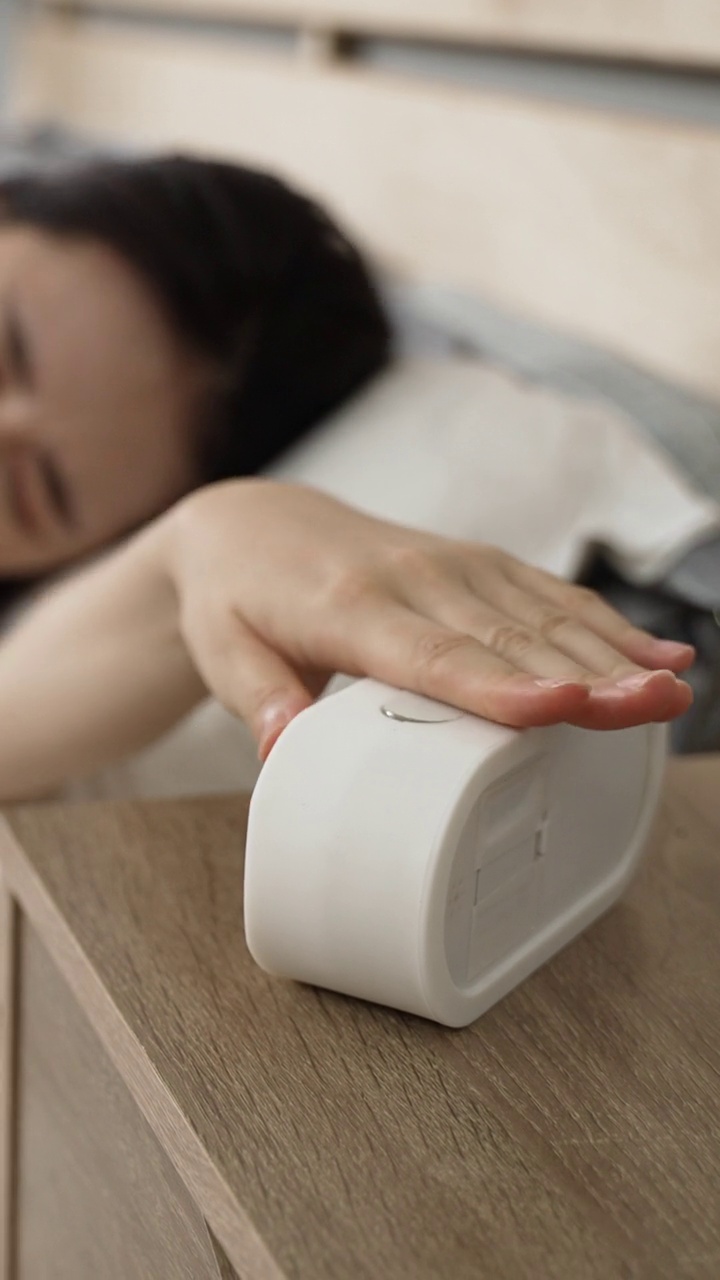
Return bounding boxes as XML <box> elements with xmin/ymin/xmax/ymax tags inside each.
<box><xmin>271</xmin><ymin>355</ymin><xmax>720</xmax><ymax>583</ymax></box>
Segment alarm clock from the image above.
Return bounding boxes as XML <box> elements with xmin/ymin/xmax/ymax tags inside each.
<box><xmin>244</xmin><ymin>679</ymin><xmax>666</xmax><ymax>1027</ymax></box>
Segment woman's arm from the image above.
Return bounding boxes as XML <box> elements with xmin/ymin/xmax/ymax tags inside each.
<box><xmin>0</xmin><ymin>479</ymin><xmax>694</xmax><ymax>804</ymax></box>
<box><xmin>0</xmin><ymin>522</ymin><xmax>206</xmax><ymax>801</ymax></box>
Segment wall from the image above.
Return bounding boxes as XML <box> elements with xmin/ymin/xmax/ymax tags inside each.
<box><xmin>0</xmin><ymin>0</ymin><xmax>20</xmax><ymax>118</ymax></box>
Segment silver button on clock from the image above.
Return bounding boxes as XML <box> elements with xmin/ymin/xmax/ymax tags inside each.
<box><xmin>380</xmin><ymin>692</ymin><xmax>465</xmax><ymax>724</ymax></box>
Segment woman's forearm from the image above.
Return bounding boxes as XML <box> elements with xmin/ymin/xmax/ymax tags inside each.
<box><xmin>0</xmin><ymin>519</ymin><xmax>206</xmax><ymax>802</ymax></box>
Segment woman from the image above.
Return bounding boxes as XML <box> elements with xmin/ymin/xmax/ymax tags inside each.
<box><xmin>0</xmin><ymin>154</ymin><xmax>694</xmax><ymax>802</ymax></box>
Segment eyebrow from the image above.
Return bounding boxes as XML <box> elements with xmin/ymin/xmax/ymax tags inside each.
<box><xmin>3</xmin><ymin>299</ymin><xmax>35</xmax><ymax>388</ymax></box>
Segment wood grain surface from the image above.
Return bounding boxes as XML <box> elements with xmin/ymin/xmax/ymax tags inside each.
<box><xmin>1</xmin><ymin>755</ymin><xmax>719</xmax><ymax>1279</ymax></box>
<box><xmin>13</xmin><ymin>917</ymin><xmax>228</xmax><ymax>1280</ymax></box>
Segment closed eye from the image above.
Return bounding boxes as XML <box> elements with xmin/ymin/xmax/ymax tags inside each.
<box><xmin>4</xmin><ymin>454</ymin><xmax>40</xmax><ymax>535</ymax></box>
<box><xmin>39</xmin><ymin>451</ymin><xmax>77</xmax><ymax>529</ymax></box>
<box><xmin>4</xmin><ymin>300</ymin><xmax>34</xmax><ymax>388</ymax></box>
<box><xmin>3</xmin><ymin>451</ymin><xmax>77</xmax><ymax>536</ymax></box>
<box><xmin>1</xmin><ymin>299</ymin><xmax>78</xmax><ymax>533</ymax></box>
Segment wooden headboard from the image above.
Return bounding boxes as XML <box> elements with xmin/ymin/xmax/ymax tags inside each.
<box><xmin>9</xmin><ymin>0</ymin><xmax>720</xmax><ymax>399</ymax></box>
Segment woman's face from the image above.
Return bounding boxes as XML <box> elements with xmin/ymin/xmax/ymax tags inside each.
<box><xmin>0</xmin><ymin>224</ymin><xmax>203</xmax><ymax>576</ymax></box>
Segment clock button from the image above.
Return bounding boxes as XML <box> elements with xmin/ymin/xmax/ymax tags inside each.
<box><xmin>380</xmin><ymin>692</ymin><xmax>465</xmax><ymax>724</ymax></box>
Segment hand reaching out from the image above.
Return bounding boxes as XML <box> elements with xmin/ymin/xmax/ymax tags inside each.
<box><xmin>165</xmin><ymin>480</ymin><xmax>693</xmax><ymax>759</ymax></box>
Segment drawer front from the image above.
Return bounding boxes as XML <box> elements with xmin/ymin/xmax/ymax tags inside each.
<box><xmin>12</xmin><ymin>917</ymin><xmax>235</xmax><ymax>1280</ymax></box>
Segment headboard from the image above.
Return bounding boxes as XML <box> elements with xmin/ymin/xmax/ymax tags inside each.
<box><xmin>9</xmin><ymin>0</ymin><xmax>720</xmax><ymax>399</ymax></box>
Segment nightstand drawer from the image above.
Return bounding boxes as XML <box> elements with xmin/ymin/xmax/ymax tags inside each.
<box><xmin>12</xmin><ymin>919</ymin><xmax>232</xmax><ymax>1280</ymax></box>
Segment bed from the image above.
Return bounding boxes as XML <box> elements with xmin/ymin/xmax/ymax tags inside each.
<box><xmin>3</xmin><ymin>0</ymin><xmax>720</xmax><ymax>765</ymax></box>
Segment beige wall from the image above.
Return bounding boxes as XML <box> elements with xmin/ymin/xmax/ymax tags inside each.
<box><xmin>0</xmin><ymin>0</ymin><xmax>19</xmax><ymax>117</ymax></box>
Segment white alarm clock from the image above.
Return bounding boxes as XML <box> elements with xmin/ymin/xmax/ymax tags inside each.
<box><xmin>244</xmin><ymin>679</ymin><xmax>666</xmax><ymax>1027</ymax></box>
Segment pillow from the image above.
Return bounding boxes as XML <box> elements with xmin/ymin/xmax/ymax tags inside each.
<box><xmin>384</xmin><ymin>279</ymin><xmax>720</xmax><ymax>508</ymax></box>
<box><xmin>268</xmin><ymin>355</ymin><xmax>719</xmax><ymax>586</ymax></box>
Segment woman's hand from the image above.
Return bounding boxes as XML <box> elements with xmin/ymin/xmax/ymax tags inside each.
<box><xmin>166</xmin><ymin>480</ymin><xmax>694</xmax><ymax>759</ymax></box>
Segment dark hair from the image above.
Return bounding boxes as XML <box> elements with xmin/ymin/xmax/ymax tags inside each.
<box><xmin>0</xmin><ymin>153</ymin><xmax>392</xmax><ymax>480</ymax></box>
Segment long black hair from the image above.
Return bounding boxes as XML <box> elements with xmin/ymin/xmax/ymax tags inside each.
<box><xmin>0</xmin><ymin>152</ymin><xmax>392</xmax><ymax>482</ymax></box>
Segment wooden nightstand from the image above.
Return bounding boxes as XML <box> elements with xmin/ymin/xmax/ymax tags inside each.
<box><xmin>1</xmin><ymin>757</ymin><xmax>719</xmax><ymax>1280</ymax></box>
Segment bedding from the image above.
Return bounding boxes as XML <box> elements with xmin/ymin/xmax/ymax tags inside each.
<box><xmin>386</xmin><ymin>280</ymin><xmax>720</xmax><ymax>508</ymax></box>
<box><xmin>2</xmin><ymin>125</ymin><xmax>720</xmax><ymax>795</ymax></box>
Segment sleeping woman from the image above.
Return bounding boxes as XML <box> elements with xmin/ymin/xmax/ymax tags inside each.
<box><xmin>0</xmin><ymin>154</ymin><xmax>695</xmax><ymax>802</ymax></box>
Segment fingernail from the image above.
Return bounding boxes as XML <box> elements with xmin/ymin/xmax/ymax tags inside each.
<box><xmin>533</xmin><ymin>678</ymin><xmax>589</xmax><ymax>691</ymax></box>
<box><xmin>650</xmin><ymin>639</ymin><xmax>695</xmax><ymax>657</ymax></box>
<box><xmin>616</xmin><ymin>670</ymin><xmax>672</xmax><ymax>690</ymax></box>
<box><xmin>257</xmin><ymin>702</ymin><xmax>296</xmax><ymax>760</ymax></box>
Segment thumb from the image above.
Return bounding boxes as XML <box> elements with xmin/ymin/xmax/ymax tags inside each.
<box><xmin>184</xmin><ymin>609</ymin><xmax>315</xmax><ymax>759</ymax></box>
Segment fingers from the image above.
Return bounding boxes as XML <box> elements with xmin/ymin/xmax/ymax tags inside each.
<box><xmin>407</xmin><ymin>583</ymin><xmax>608</xmax><ymax>683</ymax></box>
<box><xmin>182</xmin><ymin>607</ymin><xmax>314</xmax><ymax>759</ymax></box>
<box><xmin>351</xmin><ymin>588</ymin><xmax>690</xmax><ymax>731</ymax></box>
<box><xmin>392</xmin><ymin>556</ymin><xmax>691</xmax><ymax>728</ymax></box>
<box><xmin>498</xmin><ymin>555</ymin><xmax>696</xmax><ymax>673</ymax></box>
<box><xmin>393</xmin><ymin>544</ymin><xmax>693</xmax><ymax>683</ymax></box>
<box><xmin>453</xmin><ymin>573</ymin><xmax>649</xmax><ymax>682</ymax></box>
<box><xmin>571</xmin><ymin>668</ymin><xmax>693</xmax><ymax>730</ymax></box>
<box><xmin>339</xmin><ymin>597</ymin><xmax>593</xmax><ymax>726</ymax></box>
